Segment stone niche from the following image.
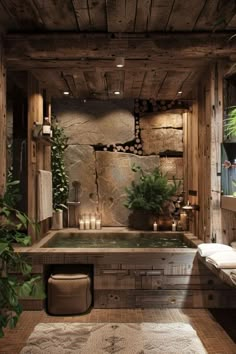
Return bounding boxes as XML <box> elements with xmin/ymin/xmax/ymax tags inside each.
<box><xmin>53</xmin><ymin>99</ymin><xmax>185</xmax><ymax>226</ymax></box>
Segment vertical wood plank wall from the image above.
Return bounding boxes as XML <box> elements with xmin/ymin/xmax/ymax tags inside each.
<box><xmin>183</xmin><ymin>103</ymin><xmax>199</xmax><ymax>236</ymax></box>
<box><xmin>0</xmin><ymin>36</ymin><xmax>6</xmax><ymax>197</ymax></box>
<box><xmin>27</xmin><ymin>73</ymin><xmax>51</xmax><ymax>243</ymax></box>
<box><xmin>187</xmin><ymin>61</ymin><xmax>236</xmax><ymax>245</ymax></box>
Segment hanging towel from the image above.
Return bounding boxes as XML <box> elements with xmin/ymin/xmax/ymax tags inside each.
<box><xmin>230</xmin><ymin>270</ymin><xmax>236</xmax><ymax>285</ymax></box>
<box><xmin>206</xmin><ymin>251</ymin><xmax>236</xmax><ymax>269</ymax></box>
<box><xmin>37</xmin><ymin>170</ymin><xmax>53</xmax><ymax>221</ymax></box>
<box><xmin>197</xmin><ymin>243</ymin><xmax>233</xmax><ymax>257</ymax></box>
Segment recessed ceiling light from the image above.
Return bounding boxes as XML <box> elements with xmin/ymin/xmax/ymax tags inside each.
<box><xmin>115</xmin><ymin>57</ymin><xmax>125</xmax><ymax>68</ymax></box>
<box><xmin>63</xmin><ymin>91</ymin><xmax>70</xmax><ymax>95</ymax></box>
<box><xmin>114</xmin><ymin>91</ymin><xmax>120</xmax><ymax>95</ymax></box>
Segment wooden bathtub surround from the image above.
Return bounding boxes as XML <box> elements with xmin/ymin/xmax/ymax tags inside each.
<box><xmin>197</xmin><ymin>253</ymin><xmax>236</xmax><ymax>289</ymax></box>
<box><xmin>16</xmin><ymin>228</ymin><xmax>236</xmax><ymax>310</ymax></box>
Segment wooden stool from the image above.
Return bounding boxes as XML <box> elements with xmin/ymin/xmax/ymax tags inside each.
<box><xmin>48</xmin><ymin>273</ymin><xmax>92</xmax><ymax>315</ymax></box>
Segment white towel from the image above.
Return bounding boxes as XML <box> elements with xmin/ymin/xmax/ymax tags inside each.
<box><xmin>37</xmin><ymin>170</ymin><xmax>53</xmax><ymax>221</ymax></box>
<box><xmin>198</xmin><ymin>243</ymin><xmax>233</xmax><ymax>257</ymax></box>
<box><xmin>230</xmin><ymin>270</ymin><xmax>236</xmax><ymax>285</ymax></box>
<box><xmin>206</xmin><ymin>251</ymin><xmax>236</xmax><ymax>268</ymax></box>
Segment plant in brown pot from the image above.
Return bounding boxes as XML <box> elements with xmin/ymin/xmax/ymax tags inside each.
<box><xmin>124</xmin><ymin>165</ymin><xmax>181</xmax><ymax>230</ymax></box>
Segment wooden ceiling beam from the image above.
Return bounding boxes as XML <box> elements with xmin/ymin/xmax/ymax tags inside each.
<box><xmin>4</xmin><ymin>32</ymin><xmax>236</xmax><ymax>67</ymax></box>
<box><xmin>6</xmin><ymin>58</ymin><xmax>210</xmax><ymax>70</ymax></box>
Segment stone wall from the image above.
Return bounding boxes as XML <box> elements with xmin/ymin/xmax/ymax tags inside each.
<box><xmin>52</xmin><ymin>98</ymin><xmax>185</xmax><ymax>226</ymax></box>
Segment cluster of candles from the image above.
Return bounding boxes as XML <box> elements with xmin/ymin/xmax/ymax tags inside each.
<box><xmin>152</xmin><ymin>212</ymin><xmax>187</xmax><ymax>231</ymax></box>
<box><xmin>79</xmin><ymin>214</ymin><xmax>102</xmax><ymax>230</ymax></box>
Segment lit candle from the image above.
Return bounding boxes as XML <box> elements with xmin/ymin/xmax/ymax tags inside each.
<box><xmin>172</xmin><ymin>221</ymin><xmax>176</xmax><ymax>232</ymax></box>
<box><xmin>90</xmin><ymin>216</ymin><xmax>96</xmax><ymax>230</ymax></box>
<box><xmin>96</xmin><ymin>219</ymin><xmax>101</xmax><ymax>230</ymax></box>
<box><xmin>153</xmin><ymin>221</ymin><xmax>157</xmax><ymax>231</ymax></box>
<box><xmin>79</xmin><ymin>219</ymin><xmax>84</xmax><ymax>230</ymax></box>
<box><xmin>85</xmin><ymin>219</ymin><xmax>90</xmax><ymax>230</ymax></box>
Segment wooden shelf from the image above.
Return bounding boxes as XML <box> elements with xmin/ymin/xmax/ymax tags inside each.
<box><xmin>32</xmin><ymin>124</ymin><xmax>52</xmax><ymax>145</ymax></box>
<box><xmin>221</xmin><ymin>195</ymin><xmax>236</xmax><ymax>212</ymax></box>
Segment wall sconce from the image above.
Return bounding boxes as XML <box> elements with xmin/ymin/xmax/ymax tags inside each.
<box><xmin>115</xmin><ymin>57</ymin><xmax>125</xmax><ymax>68</ymax></box>
<box><xmin>182</xmin><ymin>201</ymin><xmax>200</xmax><ymax>212</ymax></box>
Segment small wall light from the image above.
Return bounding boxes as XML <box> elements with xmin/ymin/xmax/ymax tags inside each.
<box><xmin>63</xmin><ymin>91</ymin><xmax>70</xmax><ymax>95</ymax></box>
<box><xmin>114</xmin><ymin>91</ymin><xmax>121</xmax><ymax>95</ymax></box>
<box><xmin>115</xmin><ymin>57</ymin><xmax>125</xmax><ymax>68</ymax></box>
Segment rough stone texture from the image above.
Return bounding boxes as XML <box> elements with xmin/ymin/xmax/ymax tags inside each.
<box><xmin>159</xmin><ymin>157</ymin><xmax>183</xmax><ymax>180</ymax></box>
<box><xmin>53</xmin><ymin>98</ymin><xmax>134</xmax><ymax>145</ymax></box>
<box><xmin>140</xmin><ymin>110</ymin><xmax>183</xmax><ymax>129</ymax></box>
<box><xmin>64</xmin><ymin>145</ymin><xmax>98</xmax><ymax>224</ymax></box>
<box><xmin>141</xmin><ymin>128</ymin><xmax>183</xmax><ymax>155</ymax></box>
<box><xmin>96</xmin><ymin>152</ymin><xmax>160</xmax><ymax>226</ymax></box>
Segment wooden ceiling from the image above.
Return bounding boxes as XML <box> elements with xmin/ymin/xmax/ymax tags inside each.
<box><xmin>2</xmin><ymin>0</ymin><xmax>236</xmax><ymax>101</ymax></box>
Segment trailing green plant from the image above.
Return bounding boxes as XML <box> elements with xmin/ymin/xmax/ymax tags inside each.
<box><xmin>124</xmin><ymin>164</ymin><xmax>181</xmax><ymax>214</ymax></box>
<box><xmin>51</xmin><ymin>122</ymin><xmax>69</xmax><ymax>210</ymax></box>
<box><xmin>0</xmin><ymin>175</ymin><xmax>45</xmax><ymax>338</ymax></box>
<box><xmin>224</xmin><ymin>106</ymin><xmax>236</xmax><ymax>139</ymax></box>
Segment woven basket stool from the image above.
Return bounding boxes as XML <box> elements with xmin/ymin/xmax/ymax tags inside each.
<box><xmin>48</xmin><ymin>273</ymin><xmax>92</xmax><ymax>315</ymax></box>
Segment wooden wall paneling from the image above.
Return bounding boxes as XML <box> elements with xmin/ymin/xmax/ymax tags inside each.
<box><xmin>166</xmin><ymin>0</ymin><xmax>205</xmax><ymax>31</ymax></box>
<box><xmin>148</xmin><ymin>0</ymin><xmax>173</xmax><ymax>31</ymax></box>
<box><xmin>106</xmin><ymin>0</ymin><xmax>136</xmax><ymax>32</ymax></box>
<box><xmin>135</xmin><ymin>0</ymin><xmax>151</xmax><ymax>32</ymax></box>
<box><xmin>27</xmin><ymin>73</ymin><xmax>38</xmax><ymax>242</ymax></box>
<box><xmin>183</xmin><ymin>111</ymin><xmax>188</xmax><ymax>206</ymax></box>
<box><xmin>1</xmin><ymin>0</ymin><xmax>44</xmax><ymax>30</ymax></box>
<box><xmin>28</xmin><ymin>72</ymin><xmax>46</xmax><ymax>242</ymax></box>
<box><xmin>194</xmin><ymin>0</ymin><xmax>236</xmax><ymax>31</ymax></box>
<box><xmin>83</xmin><ymin>70</ymin><xmax>106</xmax><ymax>96</ymax></box>
<box><xmin>33</xmin><ymin>0</ymin><xmax>77</xmax><ymax>30</ymax></box>
<box><xmin>140</xmin><ymin>71</ymin><xmax>166</xmax><ymax>99</ymax></box>
<box><xmin>189</xmin><ymin>101</ymin><xmax>199</xmax><ymax>236</ymax></box>
<box><xmin>221</xmin><ymin>209</ymin><xmax>236</xmax><ymax>245</ymax></box>
<box><xmin>106</xmin><ymin>0</ymin><xmax>138</xmax><ymax>32</ymax></box>
<box><xmin>0</xmin><ymin>36</ymin><xmax>6</xmax><ymax>197</ymax></box>
<box><xmin>157</xmin><ymin>71</ymin><xmax>190</xmax><ymax>99</ymax></box>
<box><xmin>202</xmin><ymin>71</ymin><xmax>211</xmax><ymax>242</ymax></box>
<box><xmin>210</xmin><ymin>63</ymin><xmax>224</xmax><ymax>243</ymax></box>
<box><xmin>87</xmin><ymin>0</ymin><xmax>107</xmax><ymax>31</ymax></box>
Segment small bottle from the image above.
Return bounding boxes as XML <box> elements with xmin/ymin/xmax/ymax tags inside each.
<box><xmin>42</xmin><ymin>116</ymin><xmax>51</xmax><ymax>135</ymax></box>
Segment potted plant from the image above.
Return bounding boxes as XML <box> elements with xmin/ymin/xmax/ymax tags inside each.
<box><xmin>51</xmin><ymin>122</ymin><xmax>69</xmax><ymax>229</ymax></box>
<box><xmin>224</xmin><ymin>106</ymin><xmax>236</xmax><ymax>141</ymax></box>
<box><xmin>124</xmin><ymin>164</ymin><xmax>181</xmax><ymax>230</ymax></box>
<box><xmin>0</xmin><ymin>171</ymin><xmax>45</xmax><ymax>337</ymax></box>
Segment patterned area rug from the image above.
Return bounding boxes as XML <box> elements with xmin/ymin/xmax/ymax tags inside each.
<box><xmin>20</xmin><ymin>322</ymin><xmax>207</xmax><ymax>354</ymax></box>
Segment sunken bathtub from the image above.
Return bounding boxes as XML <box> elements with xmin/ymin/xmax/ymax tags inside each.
<box><xmin>23</xmin><ymin>228</ymin><xmax>236</xmax><ymax>309</ymax></box>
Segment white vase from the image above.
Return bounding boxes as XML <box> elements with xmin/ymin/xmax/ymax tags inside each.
<box><xmin>51</xmin><ymin>210</ymin><xmax>63</xmax><ymax>230</ymax></box>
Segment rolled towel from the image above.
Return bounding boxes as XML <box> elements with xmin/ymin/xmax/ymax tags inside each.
<box><xmin>198</xmin><ymin>243</ymin><xmax>233</xmax><ymax>257</ymax></box>
<box><xmin>206</xmin><ymin>251</ymin><xmax>236</xmax><ymax>268</ymax></box>
<box><xmin>230</xmin><ymin>270</ymin><xmax>236</xmax><ymax>285</ymax></box>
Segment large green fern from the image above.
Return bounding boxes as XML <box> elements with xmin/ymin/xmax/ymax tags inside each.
<box><xmin>224</xmin><ymin>107</ymin><xmax>236</xmax><ymax>139</ymax></box>
<box><xmin>124</xmin><ymin>164</ymin><xmax>181</xmax><ymax>213</ymax></box>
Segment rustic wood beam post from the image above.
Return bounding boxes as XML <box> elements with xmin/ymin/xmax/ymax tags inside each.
<box><xmin>0</xmin><ymin>35</ymin><xmax>6</xmax><ymax>198</ymax></box>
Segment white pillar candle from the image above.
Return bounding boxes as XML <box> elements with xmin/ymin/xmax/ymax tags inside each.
<box><xmin>85</xmin><ymin>219</ymin><xmax>90</xmax><ymax>230</ymax></box>
<box><xmin>79</xmin><ymin>219</ymin><xmax>84</xmax><ymax>230</ymax></box>
<box><xmin>153</xmin><ymin>221</ymin><xmax>157</xmax><ymax>231</ymax></box>
<box><xmin>96</xmin><ymin>219</ymin><xmax>101</xmax><ymax>230</ymax></box>
<box><xmin>90</xmin><ymin>217</ymin><xmax>96</xmax><ymax>230</ymax></box>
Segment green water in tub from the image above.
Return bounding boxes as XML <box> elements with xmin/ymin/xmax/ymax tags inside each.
<box><xmin>43</xmin><ymin>232</ymin><xmax>192</xmax><ymax>248</ymax></box>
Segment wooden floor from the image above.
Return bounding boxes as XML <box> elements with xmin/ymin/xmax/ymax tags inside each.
<box><xmin>0</xmin><ymin>309</ymin><xmax>236</xmax><ymax>354</ymax></box>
